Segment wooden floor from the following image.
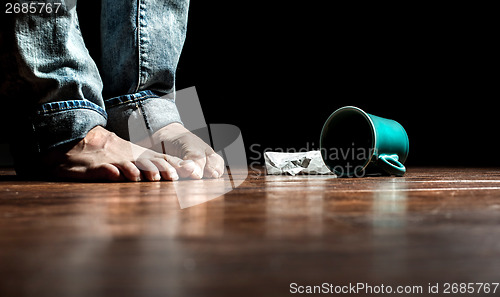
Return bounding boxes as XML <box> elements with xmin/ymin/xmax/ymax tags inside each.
<box><xmin>1</xmin><ymin>167</ymin><xmax>500</xmax><ymax>296</ymax></box>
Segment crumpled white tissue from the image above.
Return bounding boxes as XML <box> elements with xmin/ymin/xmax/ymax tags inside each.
<box><xmin>264</xmin><ymin>151</ymin><xmax>335</xmax><ymax>176</ymax></box>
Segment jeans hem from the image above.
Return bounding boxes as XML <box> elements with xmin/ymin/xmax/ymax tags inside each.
<box><xmin>35</xmin><ymin>100</ymin><xmax>108</xmax><ymax>119</ymax></box>
<box><xmin>32</xmin><ymin>100</ymin><xmax>108</xmax><ymax>151</ymax></box>
<box><xmin>104</xmin><ymin>90</ymin><xmax>159</xmax><ymax>108</ymax></box>
<box><xmin>104</xmin><ymin>90</ymin><xmax>182</xmax><ymax>141</ymax></box>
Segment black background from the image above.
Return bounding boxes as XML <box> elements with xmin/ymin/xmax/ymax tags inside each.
<box><xmin>80</xmin><ymin>2</ymin><xmax>497</xmax><ymax>167</ymax></box>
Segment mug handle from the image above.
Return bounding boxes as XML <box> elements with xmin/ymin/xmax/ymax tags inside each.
<box><xmin>378</xmin><ymin>154</ymin><xmax>406</xmax><ymax>176</ymax></box>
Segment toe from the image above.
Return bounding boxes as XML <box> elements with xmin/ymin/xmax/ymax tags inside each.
<box><xmin>89</xmin><ymin>164</ymin><xmax>123</xmax><ymax>181</ymax></box>
<box><xmin>183</xmin><ymin>152</ymin><xmax>207</xmax><ymax>179</ymax></box>
<box><xmin>151</xmin><ymin>158</ymin><xmax>178</xmax><ymax>181</ymax></box>
<box><xmin>55</xmin><ymin>163</ymin><xmax>123</xmax><ymax>182</ymax></box>
<box><xmin>118</xmin><ymin>161</ymin><xmax>142</xmax><ymax>182</ymax></box>
<box><xmin>164</xmin><ymin>155</ymin><xmax>203</xmax><ymax>179</ymax></box>
<box><xmin>135</xmin><ymin>158</ymin><xmax>161</xmax><ymax>181</ymax></box>
<box><xmin>204</xmin><ymin>152</ymin><xmax>225</xmax><ymax>178</ymax></box>
<box><xmin>180</xmin><ymin>159</ymin><xmax>203</xmax><ymax>179</ymax></box>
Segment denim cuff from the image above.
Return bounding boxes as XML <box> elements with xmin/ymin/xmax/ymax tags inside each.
<box><xmin>32</xmin><ymin>100</ymin><xmax>108</xmax><ymax>151</ymax></box>
<box><xmin>104</xmin><ymin>90</ymin><xmax>182</xmax><ymax>141</ymax></box>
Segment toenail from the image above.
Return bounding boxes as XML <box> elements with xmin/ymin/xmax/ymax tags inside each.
<box><xmin>211</xmin><ymin>170</ymin><xmax>220</xmax><ymax>178</ymax></box>
<box><xmin>154</xmin><ymin>173</ymin><xmax>161</xmax><ymax>181</ymax></box>
<box><xmin>170</xmin><ymin>171</ymin><xmax>179</xmax><ymax>180</ymax></box>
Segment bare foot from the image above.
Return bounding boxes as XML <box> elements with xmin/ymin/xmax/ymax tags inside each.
<box><xmin>141</xmin><ymin>123</ymin><xmax>225</xmax><ymax>179</ymax></box>
<box><xmin>41</xmin><ymin>126</ymin><xmax>198</xmax><ymax>182</ymax></box>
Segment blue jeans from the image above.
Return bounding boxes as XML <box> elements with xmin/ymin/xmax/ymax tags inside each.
<box><xmin>1</xmin><ymin>0</ymin><xmax>189</xmax><ymax>174</ymax></box>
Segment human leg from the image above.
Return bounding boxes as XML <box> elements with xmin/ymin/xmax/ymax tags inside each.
<box><xmin>100</xmin><ymin>0</ymin><xmax>224</xmax><ymax>179</ymax></box>
<box><xmin>0</xmin><ymin>0</ymin><xmax>187</xmax><ymax>181</ymax></box>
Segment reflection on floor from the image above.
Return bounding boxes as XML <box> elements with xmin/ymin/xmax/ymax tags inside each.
<box><xmin>1</xmin><ymin>167</ymin><xmax>500</xmax><ymax>296</ymax></box>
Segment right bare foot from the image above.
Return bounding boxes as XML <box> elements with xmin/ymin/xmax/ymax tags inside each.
<box><xmin>41</xmin><ymin>126</ymin><xmax>197</xmax><ymax>182</ymax></box>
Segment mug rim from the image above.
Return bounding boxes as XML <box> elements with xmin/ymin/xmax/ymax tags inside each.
<box><xmin>319</xmin><ymin>106</ymin><xmax>377</xmax><ymax>176</ymax></box>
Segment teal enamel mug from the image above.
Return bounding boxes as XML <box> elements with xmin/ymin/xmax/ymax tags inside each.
<box><xmin>320</xmin><ymin>106</ymin><xmax>409</xmax><ymax>177</ymax></box>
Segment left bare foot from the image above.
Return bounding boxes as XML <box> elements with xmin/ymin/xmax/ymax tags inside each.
<box><xmin>138</xmin><ymin>123</ymin><xmax>225</xmax><ymax>179</ymax></box>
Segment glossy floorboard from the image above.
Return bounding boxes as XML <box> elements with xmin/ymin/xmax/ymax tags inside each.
<box><xmin>1</xmin><ymin>167</ymin><xmax>500</xmax><ymax>296</ymax></box>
